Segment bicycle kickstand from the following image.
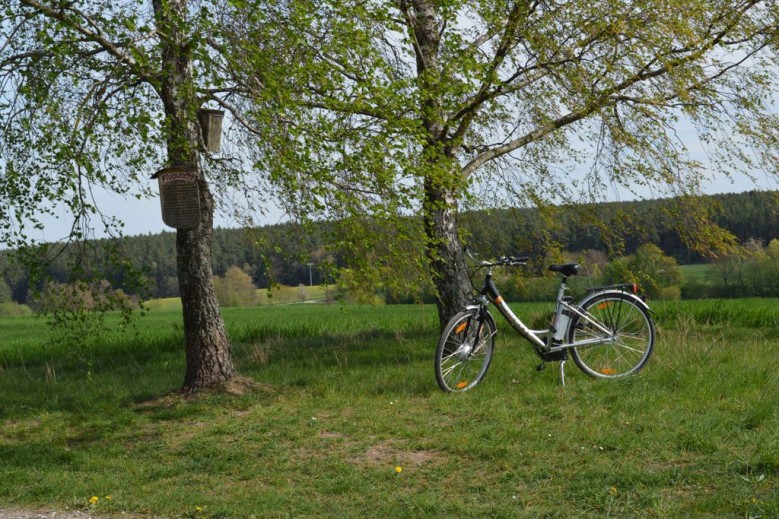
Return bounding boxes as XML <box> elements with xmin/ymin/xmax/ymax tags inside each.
<box><xmin>559</xmin><ymin>359</ymin><xmax>566</xmax><ymax>387</ymax></box>
<box><xmin>537</xmin><ymin>350</ymin><xmax>567</xmax><ymax>386</ymax></box>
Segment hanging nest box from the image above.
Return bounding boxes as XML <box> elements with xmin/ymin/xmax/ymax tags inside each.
<box><xmin>198</xmin><ymin>108</ymin><xmax>225</xmax><ymax>153</ymax></box>
<box><xmin>151</xmin><ymin>166</ymin><xmax>201</xmax><ymax>230</ymax></box>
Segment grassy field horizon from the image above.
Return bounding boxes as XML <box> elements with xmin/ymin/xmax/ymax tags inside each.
<box><xmin>1</xmin><ymin>300</ymin><xmax>777</xmax><ymax>517</ymax></box>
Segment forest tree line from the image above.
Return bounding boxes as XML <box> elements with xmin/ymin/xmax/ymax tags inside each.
<box><xmin>0</xmin><ymin>190</ymin><xmax>776</xmax><ymax>308</ymax></box>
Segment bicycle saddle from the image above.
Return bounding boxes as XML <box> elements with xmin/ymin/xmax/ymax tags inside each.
<box><xmin>549</xmin><ymin>263</ymin><xmax>580</xmax><ymax>277</ymax></box>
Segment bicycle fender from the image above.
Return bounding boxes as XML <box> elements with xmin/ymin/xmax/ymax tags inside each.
<box><xmin>460</xmin><ymin>306</ymin><xmax>498</xmax><ymax>334</ymax></box>
<box><xmin>484</xmin><ymin>309</ymin><xmax>497</xmax><ymax>329</ymax></box>
<box><xmin>576</xmin><ymin>289</ymin><xmax>651</xmax><ymax>313</ymax></box>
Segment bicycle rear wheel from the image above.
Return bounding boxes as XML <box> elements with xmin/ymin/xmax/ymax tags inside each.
<box><xmin>568</xmin><ymin>293</ymin><xmax>654</xmax><ymax>379</ymax></box>
<box><xmin>435</xmin><ymin>309</ymin><xmax>496</xmax><ymax>392</ymax></box>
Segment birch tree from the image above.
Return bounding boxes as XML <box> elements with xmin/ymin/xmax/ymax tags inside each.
<box><xmin>0</xmin><ymin>0</ymin><xmax>278</xmax><ymax>389</ymax></box>
<box><xmin>244</xmin><ymin>0</ymin><xmax>779</xmax><ymax>328</ymax></box>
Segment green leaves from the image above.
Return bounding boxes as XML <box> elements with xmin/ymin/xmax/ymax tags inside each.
<box><xmin>236</xmin><ymin>0</ymin><xmax>776</xmax><ymax>302</ymax></box>
<box><xmin>2</xmin><ymin>0</ymin><xmax>777</xmax><ymax>308</ymax></box>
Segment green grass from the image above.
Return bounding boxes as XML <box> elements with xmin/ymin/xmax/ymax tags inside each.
<box><xmin>1</xmin><ymin>300</ymin><xmax>777</xmax><ymax>518</ymax></box>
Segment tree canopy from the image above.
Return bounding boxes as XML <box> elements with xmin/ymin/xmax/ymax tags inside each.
<box><xmin>0</xmin><ymin>0</ymin><xmax>281</xmax><ymax>246</ymax></box>
<box><xmin>230</xmin><ymin>0</ymin><xmax>778</xmax><ymax>326</ymax></box>
<box><xmin>0</xmin><ymin>0</ymin><xmax>294</xmax><ymax>389</ymax></box>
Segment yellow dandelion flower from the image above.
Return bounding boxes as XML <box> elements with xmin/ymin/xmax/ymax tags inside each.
<box><xmin>196</xmin><ymin>506</ymin><xmax>203</xmax><ymax>512</ymax></box>
<box><xmin>395</xmin><ymin>466</ymin><xmax>402</xmax><ymax>473</ymax></box>
<box><xmin>89</xmin><ymin>496</ymin><xmax>99</xmax><ymax>504</ymax></box>
<box><xmin>608</xmin><ymin>486</ymin><xmax>617</xmax><ymax>495</ymax></box>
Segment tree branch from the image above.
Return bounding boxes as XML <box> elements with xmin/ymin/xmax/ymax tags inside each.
<box><xmin>18</xmin><ymin>0</ymin><xmax>156</xmax><ymax>82</ymax></box>
<box><xmin>461</xmin><ymin>0</ymin><xmax>769</xmax><ymax>178</ymax></box>
<box><xmin>211</xmin><ymin>97</ymin><xmax>264</xmax><ymax>138</ymax></box>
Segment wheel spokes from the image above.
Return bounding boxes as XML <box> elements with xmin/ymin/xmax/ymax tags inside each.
<box><xmin>438</xmin><ymin>315</ymin><xmax>492</xmax><ymax>391</ymax></box>
<box><xmin>572</xmin><ymin>297</ymin><xmax>652</xmax><ymax>377</ymax></box>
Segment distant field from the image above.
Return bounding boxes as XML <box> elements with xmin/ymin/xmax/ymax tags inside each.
<box><xmin>255</xmin><ymin>283</ymin><xmax>335</xmax><ymax>305</ymax></box>
<box><xmin>104</xmin><ymin>264</ymin><xmax>720</xmax><ymax>312</ymax></box>
<box><xmin>143</xmin><ymin>297</ymin><xmax>183</xmax><ymax>311</ymax></box>
<box><xmin>143</xmin><ymin>284</ymin><xmax>336</xmax><ymax>311</ymax></box>
<box><xmin>0</xmin><ymin>300</ymin><xmax>776</xmax><ymax>518</ymax></box>
<box><xmin>679</xmin><ymin>263</ymin><xmax>714</xmax><ymax>283</ymax></box>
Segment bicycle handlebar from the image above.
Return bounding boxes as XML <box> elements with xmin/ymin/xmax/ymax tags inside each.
<box><xmin>465</xmin><ymin>248</ymin><xmax>529</xmax><ymax>267</ymax></box>
<box><xmin>493</xmin><ymin>255</ymin><xmax>530</xmax><ymax>267</ymax></box>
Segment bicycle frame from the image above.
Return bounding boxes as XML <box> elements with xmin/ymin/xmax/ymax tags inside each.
<box><xmin>468</xmin><ymin>265</ymin><xmax>643</xmax><ymax>355</ymax></box>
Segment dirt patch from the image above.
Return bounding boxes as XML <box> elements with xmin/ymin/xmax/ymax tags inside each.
<box><xmin>0</xmin><ymin>510</ymin><xmax>86</xmax><ymax>519</ymax></box>
<box><xmin>0</xmin><ymin>508</ymin><xmax>169</xmax><ymax>519</ymax></box>
<box><xmin>363</xmin><ymin>440</ymin><xmax>443</xmax><ymax>469</ymax></box>
<box><xmin>133</xmin><ymin>376</ymin><xmax>273</xmax><ymax>411</ymax></box>
<box><xmin>219</xmin><ymin>375</ymin><xmax>273</xmax><ymax>395</ymax></box>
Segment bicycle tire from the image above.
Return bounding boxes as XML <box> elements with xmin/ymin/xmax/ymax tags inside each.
<box><xmin>435</xmin><ymin>309</ymin><xmax>496</xmax><ymax>392</ymax></box>
<box><xmin>568</xmin><ymin>293</ymin><xmax>654</xmax><ymax>379</ymax></box>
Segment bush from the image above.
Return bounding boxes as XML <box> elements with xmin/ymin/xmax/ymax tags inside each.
<box><xmin>506</xmin><ymin>275</ymin><xmax>559</xmax><ymax>302</ymax></box>
<box><xmin>0</xmin><ymin>302</ymin><xmax>33</xmax><ymax>317</ymax></box>
<box><xmin>603</xmin><ymin>244</ymin><xmax>681</xmax><ymax>299</ymax></box>
<box><xmin>214</xmin><ymin>266</ymin><xmax>257</xmax><ymax>307</ymax></box>
<box><xmin>385</xmin><ymin>287</ymin><xmax>436</xmax><ymax>305</ymax></box>
<box><xmin>706</xmin><ymin>238</ymin><xmax>779</xmax><ymax>298</ymax></box>
<box><xmin>656</xmin><ymin>285</ymin><xmax>682</xmax><ymax>301</ymax></box>
<box><xmin>680</xmin><ymin>279</ymin><xmax>713</xmax><ymax>299</ymax></box>
<box><xmin>603</xmin><ymin>257</ymin><xmax>636</xmax><ymax>285</ymax></box>
<box><xmin>0</xmin><ymin>278</ymin><xmax>12</xmax><ymax>303</ymax></box>
<box><xmin>38</xmin><ymin>279</ymin><xmax>135</xmax><ymax>313</ymax></box>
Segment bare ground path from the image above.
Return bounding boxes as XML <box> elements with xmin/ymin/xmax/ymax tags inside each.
<box><xmin>0</xmin><ymin>510</ymin><xmax>103</xmax><ymax>519</ymax></box>
<box><xmin>0</xmin><ymin>510</ymin><xmax>159</xmax><ymax>519</ymax></box>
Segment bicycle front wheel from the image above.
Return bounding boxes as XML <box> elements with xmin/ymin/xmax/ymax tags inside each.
<box><xmin>568</xmin><ymin>293</ymin><xmax>654</xmax><ymax>379</ymax></box>
<box><xmin>435</xmin><ymin>309</ymin><xmax>496</xmax><ymax>392</ymax></box>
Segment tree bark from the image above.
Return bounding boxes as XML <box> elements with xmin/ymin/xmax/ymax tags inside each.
<box><xmin>410</xmin><ymin>0</ymin><xmax>472</xmax><ymax>330</ymax></box>
<box><xmin>177</xmin><ymin>184</ymin><xmax>236</xmax><ymax>388</ymax></box>
<box><xmin>154</xmin><ymin>0</ymin><xmax>236</xmax><ymax>389</ymax></box>
<box><xmin>423</xmin><ymin>177</ymin><xmax>472</xmax><ymax>331</ymax></box>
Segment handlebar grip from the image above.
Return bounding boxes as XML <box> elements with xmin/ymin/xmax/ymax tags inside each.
<box><xmin>508</xmin><ymin>256</ymin><xmax>530</xmax><ymax>264</ymax></box>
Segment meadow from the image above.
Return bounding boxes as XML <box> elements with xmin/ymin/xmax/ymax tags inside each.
<box><xmin>0</xmin><ymin>299</ymin><xmax>777</xmax><ymax>518</ymax></box>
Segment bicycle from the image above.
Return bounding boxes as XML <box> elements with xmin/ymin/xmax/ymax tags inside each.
<box><xmin>434</xmin><ymin>250</ymin><xmax>655</xmax><ymax>392</ymax></box>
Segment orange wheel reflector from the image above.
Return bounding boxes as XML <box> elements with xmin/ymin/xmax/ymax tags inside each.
<box><xmin>600</xmin><ymin>368</ymin><xmax>617</xmax><ymax>375</ymax></box>
<box><xmin>597</xmin><ymin>302</ymin><xmax>611</xmax><ymax>310</ymax></box>
<box><xmin>455</xmin><ymin>322</ymin><xmax>468</xmax><ymax>334</ymax></box>
<box><xmin>455</xmin><ymin>381</ymin><xmax>469</xmax><ymax>389</ymax></box>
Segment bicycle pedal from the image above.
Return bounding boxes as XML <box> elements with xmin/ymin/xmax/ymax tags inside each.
<box><xmin>536</xmin><ymin>363</ymin><xmax>546</xmax><ymax>372</ymax></box>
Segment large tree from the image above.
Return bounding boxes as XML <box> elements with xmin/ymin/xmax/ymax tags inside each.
<box><xmin>245</xmin><ymin>0</ymin><xmax>779</xmax><ymax>328</ymax></box>
<box><xmin>0</xmin><ymin>0</ymin><xmax>278</xmax><ymax>389</ymax></box>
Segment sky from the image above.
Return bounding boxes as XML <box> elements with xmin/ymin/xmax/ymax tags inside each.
<box><xmin>34</xmin><ymin>190</ymin><xmax>287</xmax><ymax>243</ymax></box>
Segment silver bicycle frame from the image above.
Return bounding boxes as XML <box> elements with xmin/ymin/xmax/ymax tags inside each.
<box><xmin>483</xmin><ymin>278</ymin><xmax>628</xmax><ymax>353</ymax></box>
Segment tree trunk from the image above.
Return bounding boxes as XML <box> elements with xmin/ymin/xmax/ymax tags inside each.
<box><xmin>409</xmin><ymin>0</ymin><xmax>472</xmax><ymax>330</ymax></box>
<box><xmin>177</xmin><ymin>184</ymin><xmax>236</xmax><ymax>388</ymax></box>
<box><xmin>423</xmin><ymin>178</ymin><xmax>472</xmax><ymax>331</ymax></box>
<box><xmin>154</xmin><ymin>0</ymin><xmax>236</xmax><ymax>390</ymax></box>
